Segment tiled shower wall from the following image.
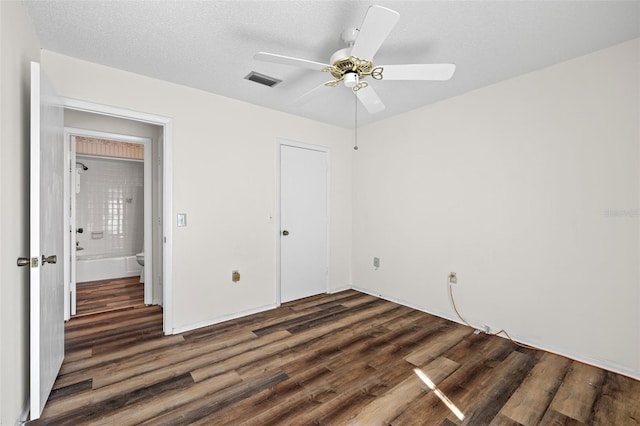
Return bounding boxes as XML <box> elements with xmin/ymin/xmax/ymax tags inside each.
<box><xmin>76</xmin><ymin>155</ymin><xmax>144</xmax><ymax>258</ymax></box>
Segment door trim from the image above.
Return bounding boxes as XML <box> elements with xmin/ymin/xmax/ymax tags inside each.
<box><xmin>276</xmin><ymin>139</ymin><xmax>331</xmax><ymax>304</ymax></box>
<box><xmin>62</xmin><ymin>98</ymin><xmax>174</xmax><ymax>335</ymax></box>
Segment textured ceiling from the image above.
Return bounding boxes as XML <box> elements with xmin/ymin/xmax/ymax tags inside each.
<box><xmin>25</xmin><ymin>1</ymin><xmax>640</xmax><ymax>128</ymax></box>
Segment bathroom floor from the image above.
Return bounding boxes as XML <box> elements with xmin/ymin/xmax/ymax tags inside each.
<box><xmin>75</xmin><ymin>276</ymin><xmax>144</xmax><ymax>316</ymax></box>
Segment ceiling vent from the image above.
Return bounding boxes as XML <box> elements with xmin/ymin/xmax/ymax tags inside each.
<box><xmin>244</xmin><ymin>71</ymin><xmax>282</xmax><ymax>87</ymax></box>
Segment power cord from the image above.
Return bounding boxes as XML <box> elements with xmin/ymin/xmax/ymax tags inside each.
<box><xmin>448</xmin><ymin>282</ymin><xmax>540</xmax><ymax>351</ymax></box>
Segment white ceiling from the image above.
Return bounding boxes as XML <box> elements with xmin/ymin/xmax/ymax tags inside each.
<box><xmin>25</xmin><ymin>1</ymin><xmax>639</xmax><ymax>129</ymax></box>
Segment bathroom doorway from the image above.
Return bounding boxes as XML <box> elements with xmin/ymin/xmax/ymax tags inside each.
<box><xmin>69</xmin><ymin>130</ymin><xmax>152</xmax><ymax>316</ymax></box>
<box><xmin>61</xmin><ymin>100</ymin><xmax>173</xmax><ymax>334</ymax></box>
<box><xmin>65</xmin><ymin>110</ymin><xmax>163</xmax><ymax>317</ymax></box>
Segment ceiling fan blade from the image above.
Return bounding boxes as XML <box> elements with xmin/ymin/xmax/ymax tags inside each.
<box><xmin>379</xmin><ymin>64</ymin><xmax>456</xmax><ymax>81</ymax></box>
<box><xmin>289</xmin><ymin>81</ymin><xmax>335</xmax><ymax>106</ymax></box>
<box><xmin>356</xmin><ymin>85</ymin><xmax>385</xmax><ymax>114</ymax></box>
<box><xmin>350</xmin><ymin>5</ymin><xmax>400</xmax><ymax>61</ymax></box>
<box><xmin>254</xmin><ymin>52</ymin><xmax>330</xmax><ymax>71</ymax></box>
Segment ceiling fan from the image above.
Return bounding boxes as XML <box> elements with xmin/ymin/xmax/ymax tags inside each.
<box><xmin>254</xmin><ymin>5</ymin><xmax>456</xmax><ymax>114</ymax></box>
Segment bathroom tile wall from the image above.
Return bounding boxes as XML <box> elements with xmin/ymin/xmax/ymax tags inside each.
<box><xmin>76</xmin><ymin>156</ymin><xmax>144</xmax><ymax>258</ymax></box>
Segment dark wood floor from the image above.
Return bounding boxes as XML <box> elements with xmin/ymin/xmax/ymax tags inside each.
<box><xmin>75</xmin><ymin>276</ymin><xmax>144</xmax><ymax>316</ymax></box>
<box><xmin>31</xmin><ymin>289</ymin><xmax>639</xmax><ymax>425</ymax></box>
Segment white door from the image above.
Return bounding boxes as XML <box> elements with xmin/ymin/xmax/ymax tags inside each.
<box><xmin>29</xmin><ymin>62</ymin><xmax>65</xmax><ymax>420</ymax></box>
<box><xmin>280</xmin><ymin>144</ymin><xmax>329</xmax><ymax>303</ymax></box>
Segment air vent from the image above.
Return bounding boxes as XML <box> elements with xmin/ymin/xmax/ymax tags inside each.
<box><xmin>244</xmin><ymin>71</ymin><xmax>281</xmax><ymax>87</ymax></box>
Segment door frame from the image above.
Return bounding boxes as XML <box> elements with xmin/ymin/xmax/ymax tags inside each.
<box><xmin>65</xmin><ymin>128</ymin><xmax>153</xmax><ymax>311</ymax></box>
<box><xmin>275</xmin><ymin>139</ymin><xmax>331</xmax><ymax>305</ymax></box>
<box><xmin>63</xmin><ymin>98</ymin><xmax>174</xmax><ymax>334</ymax></box>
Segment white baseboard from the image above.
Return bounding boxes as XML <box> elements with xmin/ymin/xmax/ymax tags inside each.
<box><xmin>171</xmin><ymin>303</ymin><xmax>278</xmax><ymax>335</ymax></box>
<box><xmin>350</xmin><ymin>285</ymin><xmax>640</xmax><ymax>381</ymax></box>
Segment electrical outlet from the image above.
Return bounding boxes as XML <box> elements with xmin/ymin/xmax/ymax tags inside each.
<box><xmin>232</xmin><ymin>270</ymin><xmax>240</xmax><ymax>282</ymax></box>
<box><xmin>484</xmin><ymin>325</ymin><xmax>491</xmax><ymax>334</ymax></box>
<box><xmin>373</xmin><ymin>257</ymin><xmax>380</xmax><ymax>269</ymax></box>
<box><xmin>448</xmin><ymin>272</ymin><xmax>457</xmax><ymax>284</ymax></box>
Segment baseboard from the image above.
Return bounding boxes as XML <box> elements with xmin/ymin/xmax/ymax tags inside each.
<box><xmin>350</xmin><ymin>285</ymin><xmax>640</xmax><ymax>381</ymax></box>
<box><xmin>171</xmin><ymin>303</ymin><xmax>278</xmax><ymax>335</ymax></box>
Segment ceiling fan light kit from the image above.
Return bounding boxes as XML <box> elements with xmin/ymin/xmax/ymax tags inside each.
<box><xmin>254</xmin><ymin>4</ymin><xmax>456</xmax><ymax>117</ymax></box>
<box><xmin>343</xmin><ymin>72</ymin><xmax>358</xmax><ymax>88</ymax></box>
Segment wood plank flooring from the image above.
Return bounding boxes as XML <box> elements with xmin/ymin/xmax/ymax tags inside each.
<box><xmin>31</xmin><ymin>290</ymin><xmax>639</xmax><ymax>425</ymax></box>
<box><xmin>75</xmin><ymin>277</ymin><xmax>144</xmax><ymax>316</ymax></box>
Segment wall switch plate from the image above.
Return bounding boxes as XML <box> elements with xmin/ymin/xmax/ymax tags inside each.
<box><xmin>373</xmin><ymin>257</ymin><xmax>380</xmax><ymax>268</ymax></box>
<box><xmin>177</xmin><ymin>213</ymin><xmax>187</xmax><ymax>227</ymax></box>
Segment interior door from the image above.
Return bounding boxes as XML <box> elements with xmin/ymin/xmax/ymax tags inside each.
<box><xmin>280</xmin><ymin>144</ymin><xmax>328</xmax><ymax>303</ymax></box>
<box><xmin>30</xmin><ymin>61</ymin><xmax>65</xmax><ymax>420</ymax></box>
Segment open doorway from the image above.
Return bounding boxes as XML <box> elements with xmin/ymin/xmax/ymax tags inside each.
<box><xmin>61</xmin><ymin>105</ymin><xmax>173</xmax><ymax>333</ymax></box>
<box><xmin>68</xmin><ymin>127</ymin><xmax>153</xmax><ymax>316</ymax></box>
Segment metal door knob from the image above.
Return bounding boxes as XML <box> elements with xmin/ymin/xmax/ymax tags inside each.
<box><xmin>42</xmin><ymin>254</ymin><xmax>57</xmax><ymax>265</ymax></box>
<box><xmin>17</xmin><ymin>257</ymin><xmax>29</xmax><ymax>267</ymax></box>
<box><xmin>282</xmin><ymin>230</ymin><xmax>290</xmax><ymax>236</ymax></box>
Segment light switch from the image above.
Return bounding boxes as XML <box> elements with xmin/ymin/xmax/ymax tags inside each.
<box><xmin>177</xmin><ymin>213</ymin><xmax>187</xmax><ymax>227</ymax></box>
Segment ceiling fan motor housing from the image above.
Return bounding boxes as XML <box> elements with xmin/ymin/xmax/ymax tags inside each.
<box><xmin>327</xmin><ymin>53</ymin><xmax>374</xmax><ymax>79</ymax></box>
<box><xmin>329</xmin><ymin>48</ymin><xmax>352</xmax><ymax>66</ymax></box>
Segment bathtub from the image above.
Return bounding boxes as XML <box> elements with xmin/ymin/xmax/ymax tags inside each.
<box><xmin>76</xmin><ymin>254</ymin><xmax>141</xmax><ymax>283</ymax></box>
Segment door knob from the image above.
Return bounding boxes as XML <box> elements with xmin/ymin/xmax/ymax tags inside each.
<box><xmin>282</xmin><ymin>230</ymin><xmax>290</xmax><ymax>236</ymax></box>
<box><xmin>17</xmin><ymin>257</ymin><xmax>29</xmax><ymax>267</ymax></box>
<box><xmin>42</xmin><ymin>254</ymin><xmax>57</xmax><ymax>265</ymax></box>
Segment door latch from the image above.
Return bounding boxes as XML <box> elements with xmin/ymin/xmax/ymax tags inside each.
<box><xmin>17</xmin><ymin>257</ymin><xmax>40</xmax><ymax>267</ymax></box>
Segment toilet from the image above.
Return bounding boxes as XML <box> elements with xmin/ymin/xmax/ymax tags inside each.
<box><xmin>136</xmin><ymin>252</ymin><xmax>145</xmax><ymax>283</ymax></box>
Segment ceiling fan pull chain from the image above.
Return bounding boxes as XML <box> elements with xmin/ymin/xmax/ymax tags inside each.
<box><xmin>354</xmin><ymin>93</ymin><xmax>359</xmax><ymax>151</ymax></box>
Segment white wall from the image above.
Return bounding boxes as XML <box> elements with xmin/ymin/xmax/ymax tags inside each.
<box><xmin>42</xmin><ymin>50</ymin><xmax>353</xmax><ymax>332</ymax></box>
<box><xmin>0</xmin><ymin>2</ymin><xmax>41</xmax><ymax>424</ymax></box>
<box><xmin>353</xmin><ymin>39</ymin><xmax>639</xmax><ymax>378</ymax></box>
